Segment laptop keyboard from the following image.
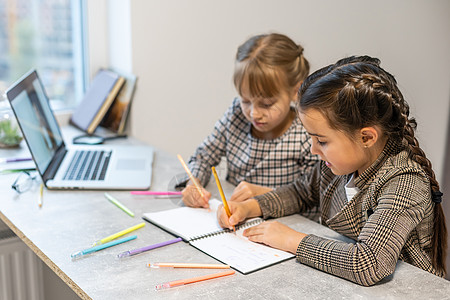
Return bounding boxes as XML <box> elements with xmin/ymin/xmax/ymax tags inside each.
<box><xmin>63</xmin><ymin>150</ymin><xmax>112</xmax><ymax>181</ymax></box>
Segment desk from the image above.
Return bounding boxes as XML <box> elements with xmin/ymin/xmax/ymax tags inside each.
<box><xmin>1</xmin><ymin>127</ymin><xmax>450</xmax><ymax>299</ymax></box>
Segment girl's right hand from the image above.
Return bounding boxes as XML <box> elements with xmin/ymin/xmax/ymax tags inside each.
<box><xmin>181</xmin><ymin>183</ymin><xmax>211</xmax><ymax>208</ymax></box>
<box><xmin>217</xmin><ymin>199</ymin><xmax>262</xmax><ymax>229</ymax></box>
<box><xmin>229</xmin><ymin>181</ymin><xmax>273</xmax><ymax>202</ymax></box>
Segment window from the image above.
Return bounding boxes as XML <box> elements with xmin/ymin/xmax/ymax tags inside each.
<box><xmin>0</xmin><ymin>0</ymin><xmax>87</xmax><ymax>110</ymax></box>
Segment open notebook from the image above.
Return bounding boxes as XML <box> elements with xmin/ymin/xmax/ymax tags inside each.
<box><xmin>142</xmin><ymin>199</ymin><xmax>294</xmax><ymax>274</ymax></box>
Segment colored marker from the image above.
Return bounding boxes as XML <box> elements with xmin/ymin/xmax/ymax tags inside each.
<box><xmin>0</xmin><ymin>157</ymin><xmax>32</xmax><ymax>163</ymax></box>
<box><xmin>155</xmin><ymin>270</ymin><xmax>235</xmax><ymax>290</ymax></box>
<box><xmin>104</xmin><ymin>192</ymin><xmax>135</xmax><ymax>217</ymax></box>
<box><xmin>71</xmin><ymin>235</ymin><xmax>137</xmax><ymax>259</ymax></box>
<box><xmin>149</xmin><ymin>263</ymin><xmax>230</xmax><ymax>269</ymax></box>
<box><xmin>130</xmin><ymin>191</ymin><xmax>182</xmax><ymax>196</ymax></box>
<box><xmin>118</xmin><ymin>237</ymin><xmax>182</xmax><ymax>258</ymax></box>
<box><xmin>92</xmin><ymin>222</ymin><xmax>145</xmax><ymax>246</ymax></box>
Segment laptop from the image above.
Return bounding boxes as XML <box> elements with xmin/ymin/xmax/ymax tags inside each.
<box><xmin>6</xmin><ymin>69</ymin><xmax>154</xmax><ymax>190</ymax></box>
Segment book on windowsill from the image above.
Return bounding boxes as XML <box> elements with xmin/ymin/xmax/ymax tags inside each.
<box><xmin>99</xmin><ymin>71</ymin><xmax>137</xmax><ymax>135</ymax></box>
<box><xmin>0</xmin><ymin>160</ymin><xmax>36</xmax><ymax>174</ymax></box>
<box><xmin>70</xmin><ymin>69</ymin><xmax>125</xmax><ymax>135</ymax></box>
<box><xmin>142</xmin><ymin>199</ymin><xmax>295</xmax><ymax>274</ymax></box>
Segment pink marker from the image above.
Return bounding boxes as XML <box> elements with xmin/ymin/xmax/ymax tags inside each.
<box><xmin>130</xmin><ymin>191</ymin><xmax>182</xmax><ymax>196</ymax></box>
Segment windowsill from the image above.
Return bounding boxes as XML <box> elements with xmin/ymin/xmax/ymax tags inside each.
<box><xmin>54</xmin><ymin>110</ymin><xmax>73</xmax><ymax>127</ymax></box>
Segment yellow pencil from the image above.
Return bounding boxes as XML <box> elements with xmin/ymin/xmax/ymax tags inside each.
<box><xmin>211</xmin><ymin>167</ymin><xmax>231</xmax><ymax>217</ymax></box>
<box><xmin>211</xmin><ymin>166</ymin><xmax>235</xmax><ymax>231</ymax></box>
<box><xmin>92</xmin><ymin>222</ymin><xmax>145</xmax><ymax>246</ymax></box>
<box><xmin>177</xmin><ymin>154</ymin><xmax>205</xmax><ymax>199</ymax></box>
<box><xmin>38</xmin><ymin>183</ymin><xmax>44</xmax><ymax>208</ymax></box>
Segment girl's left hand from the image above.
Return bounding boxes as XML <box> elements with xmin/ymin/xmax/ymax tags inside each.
<box><xmin>243</xmin><ymin>221</ymin><xmax>307</xmax><ymax>254</ymax></box>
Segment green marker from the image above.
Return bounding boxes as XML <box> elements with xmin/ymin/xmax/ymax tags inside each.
<box><xmin>104</xmin><ymin>192</ymin><xmax>135</xmax><ymax>217</ymax></box>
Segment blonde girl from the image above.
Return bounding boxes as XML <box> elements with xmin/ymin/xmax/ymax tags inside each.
<box><xmin>181</xmin><ymin>33</ymin><xmax>318</xmax><ymax>214</ymax></box>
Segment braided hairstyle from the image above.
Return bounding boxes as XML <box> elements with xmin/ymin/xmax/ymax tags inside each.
<box><xmin>233</xmin><ymin>33</ymin><xmax>309</xmax><ymax>99</ymax></box>
<box><xmin>298</xmin><ymin>55</ymin><xmax>447</xmax><ymax>274</ymax></box>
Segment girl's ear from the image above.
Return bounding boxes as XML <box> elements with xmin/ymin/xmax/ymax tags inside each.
<box><xmin>359</xmin><ymin>126</ymin><xmax>379</xmax><ymax>148</ymax></box>
<box><xmin>291</xmin><ymin>81</ymin><xmax>303</xmax><ymax>102</ymax></box>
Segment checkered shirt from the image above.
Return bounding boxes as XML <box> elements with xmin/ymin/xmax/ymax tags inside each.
<box><xmin>255</xmin><ymin>138</ymin><xmax>443</xmax><ymax>286</ymax></box>
<box><xmin>187</xmin><ymin>98</ymin><xmax>319</xmax><ymax>216</ymax></box>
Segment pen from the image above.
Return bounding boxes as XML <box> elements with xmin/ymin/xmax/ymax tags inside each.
<box><xmin>38</xmin><ymin>183</ymin><xmax>43</xmax><ymax>208</ymax></box>
<box><xmin>92</xmin><ymin>222</ymin><xmax>145</xmax><ymax>246</ymax></box>
<box><xmin>155</xmin><ymin>270</ymin><xmax>235</xmax><ymax>290</ymax></box>
<box><xmin>0</xmin><ymin>157</ymin><xmax>32</xmax><ymax>163</ymax></box>
<box><xmin>130</xmin><ymin>191</ymin><xmax>182</xmax><ymax>196</ymax></box>
<box><xmin>149</xmin><ymin>263</ymin><xmax>230</xmax><ymax>269</ymax></box>
<box><xmin>177</xmin><ymin>154</ymin><xmax>205</xmax><ymax>200</ymax></box>
<box><xmin>118</xmin><ymin>237</ymin><xmax>182</xmax><ymax>258</ymax></box>
<box><xmin>104</xmin><ymin>192</ymin><xmax>135</xmax><ymax>217</ymax></box>
<box><xmin>71</xmin><ymin>235</ymin><xmax>137</xmax><ymax>259</ymax></box>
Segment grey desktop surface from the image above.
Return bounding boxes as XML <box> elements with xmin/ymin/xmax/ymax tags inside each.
<box><xmin>0</xmin><ymin>127</ymin><xmax>449</xmax><ymax>300</ymax></box>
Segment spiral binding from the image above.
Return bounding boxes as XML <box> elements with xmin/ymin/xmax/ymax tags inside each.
<box><xmin>190</xmin><ymin>218</ymin><xmax>263</xmax><ymax>241</ymax></box>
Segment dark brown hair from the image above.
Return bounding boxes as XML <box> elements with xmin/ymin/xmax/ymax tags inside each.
<box><xmin>233</xmin><ymin>33</ymin><xmax>309</xmax><ymax>99</ymax></box>
<box><xmin>299</xmin><ymin>55</ymin><xmax>447</xmax><ymax>274</ymax></box>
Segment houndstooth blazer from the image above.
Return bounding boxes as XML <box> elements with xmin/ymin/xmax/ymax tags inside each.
<box><xmin>255</xmin><ymin>138</ymin><xmax>443</xmax><ymax>286</ymax></box>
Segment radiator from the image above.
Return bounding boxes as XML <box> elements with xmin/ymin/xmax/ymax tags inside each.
<box><xmin>0</xmin><ymin>229</ymin><xmax>44</xmax><ymax>300</ymax></box>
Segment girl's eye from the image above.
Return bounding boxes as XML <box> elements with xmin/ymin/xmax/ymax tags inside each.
<box><xmin>317</xmin><ymin>139</ymin><xmax>327</xmax><ymax>146</ymax></box>
<box><xmin>260</xmin><ymin>101</ymin><xmax>274</xmax><ymax>108</ymax></box>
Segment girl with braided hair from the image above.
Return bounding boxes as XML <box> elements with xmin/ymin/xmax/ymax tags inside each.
<box><xmin>217</xmin><ymin>56</ymin><xmax>447</xmax><ymax>286</ymax></box>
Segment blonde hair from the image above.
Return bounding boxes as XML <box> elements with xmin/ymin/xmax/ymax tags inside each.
<box><xmin>233</xmin><ymin>33</ymin><xmax>309</xmax><ymax>99</ymax></box>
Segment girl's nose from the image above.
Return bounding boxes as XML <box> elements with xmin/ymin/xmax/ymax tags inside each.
<box><xmin>310</xmin><ymin>140</ymin><xmax>320</xmax><ymax>156</ymax></box>
<box><xmin>250</xmin><ymin>106</ymin><xmax>262</xmax><ymax>119</ymax></box>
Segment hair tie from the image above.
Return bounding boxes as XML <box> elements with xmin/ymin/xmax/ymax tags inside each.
<box><xmin>432</xmin><ymin>191</ymin><xmax>443</xmax><ymax>204</ymax></box>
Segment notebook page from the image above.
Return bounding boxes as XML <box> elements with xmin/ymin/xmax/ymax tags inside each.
<box><xmin>190</xmin><ymin>223</ymin><xmax>295</xmax><ymax>274</ymax></box>
<box><xmin>142</xmin><ymin>199</ymin><xmax>224</xmax><ymax>240</ymax></box>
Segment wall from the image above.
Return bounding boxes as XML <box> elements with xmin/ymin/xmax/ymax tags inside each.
<box><xmin>127</xmin><ymin>0</ymin><xmax>450</xmax><ymax>183</ymax></box>
<box><xmin>443</xmin><ymin>105</ymin><xmax>450</xmax><ymax>279</ymax></box>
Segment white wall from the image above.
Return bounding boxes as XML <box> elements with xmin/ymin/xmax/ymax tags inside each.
<box><xmin>125</xmin><ymin>0</ymin><xmax>450</xmax><ymax>182</ymax></box>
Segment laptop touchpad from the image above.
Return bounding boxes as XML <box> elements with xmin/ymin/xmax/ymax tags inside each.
<box><xmin>116</xmin><ymin>159</ymin><xmax>146</xmax><ymax>170</ymax></box>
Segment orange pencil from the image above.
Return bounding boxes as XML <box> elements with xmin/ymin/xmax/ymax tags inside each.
<box><xmin>155</xmin><ymin>270</ymin><xmax>235</xmax><ymax>290</ymax></box>
<box><xmin>177</xmin><ymin>154</ymin><xmax>205</xmax><ymax>200</ymax></box>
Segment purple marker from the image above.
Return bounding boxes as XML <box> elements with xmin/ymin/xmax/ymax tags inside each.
<box><xmin>117</xmin><ymin>237</ymin><xmax>183</xmax><ymax>258</ymax></box>
<box><xmin>0</xmin><ymin>157</ymin><xmax>32</xmax><ymax>163</ymax></box>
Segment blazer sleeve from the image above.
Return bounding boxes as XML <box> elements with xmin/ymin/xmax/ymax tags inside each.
<box><xmin>296</xmin><ymin>170</ymin><xmax>430</xmax><ymax>286</ymax></box>
<box><xmin>254</xmin><ymin>161</ymin><xmax>323</xmax><ymax>218</ymax></box>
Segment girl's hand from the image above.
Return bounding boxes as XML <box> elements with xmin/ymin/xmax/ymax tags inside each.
<box><xmin>229</xmin><ymin>181</ymin><xmax>273</xmax><ymax>202</ymax></box>
<box><xmin>181</xmin><ymin>182</ymin><xmax>211</xmax><ymax>208</ymax></box>
<box><xmin>243</xmin><ymin>221</ymin><xmax>307</xmax><ymax>254</ymax></box>
<box><xmin>217</xmin><ymin>199</ymin><xmax>262</xmax><ymax>230</ymax></box>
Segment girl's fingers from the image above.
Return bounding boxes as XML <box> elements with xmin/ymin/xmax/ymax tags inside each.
<box><xmin>182</xmin><ymin>185</ymin><xmax>209</xmax><ymax>208</ymax></box>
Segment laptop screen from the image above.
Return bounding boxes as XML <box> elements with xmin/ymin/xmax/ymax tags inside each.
<box><xmin>6</xmin><ymin>70</ymin><xmax>64</xmax><ymax>175</ymax></box>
